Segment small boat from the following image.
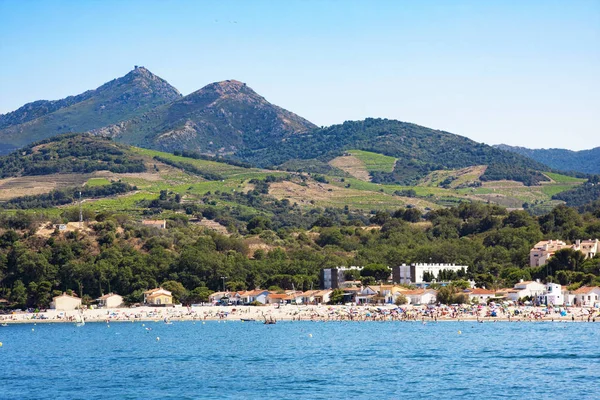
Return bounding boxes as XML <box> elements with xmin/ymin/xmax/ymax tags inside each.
<box><xmin>75</xmin><ymin>314</ymin><xmax>85</xmax><ymax>327</ymax></box>
<box><xmin>241</xmin><ymin>318</ymin><xmax>256</xmax><ymax>322</ymax></box>
<box><xmin>1</xmin><ymin>323</ymin><xmax>8</xmax><ymax>327</ymax></box>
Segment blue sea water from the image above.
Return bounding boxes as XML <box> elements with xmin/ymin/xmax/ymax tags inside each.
<box><xmin>1</xmin><ymin>321</ymin><xmax>599</xmax><ymax>399</ymax></box>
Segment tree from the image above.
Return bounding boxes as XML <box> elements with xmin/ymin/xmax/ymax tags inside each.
<box><xmin>10</xmin><ymin>280</ymin><xmax>27</xmax><ymax>307</ymax></box>
<box><xmin>394</xmin><ymin>293</ymin><xmax>408</xmax><ymax>305</ymax></box>
<box><xmin>360</xmin><ymin>264</ymin><xmax>391</xmax><ymax>282</ymax></box>
<box><xmin>328</xmin><ymin>289</ymin><xmax>345</xmax><ymax>304</ymax></box>
<box><xmin>161</xmin><ymin>281</ymin><xmax>187</xmax><ymax>304</ymax></box>
<box><xmin>188</xmin><ymin>286</ymin><xmax>214</xmax><ymax>304</ymax></box>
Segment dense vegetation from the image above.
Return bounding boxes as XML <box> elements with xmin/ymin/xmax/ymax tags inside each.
<box><xmin>552</xmin><ymin>176</ymin><xmax>600</xmax><ymax>207</ymax></box>
<box><xmin>0</xmin><ymin>182</ymin><xmax>135</xmax><ymax>209</ymax></box>
<box><xmin>0</xmin><ymin>134</ymin><xmax>146</xmax><ymax>178</ymax></box>
<box><xmin>0</xmin><ymin>196</ymin><xmax>598</xmax><ymax>309</ymax></box>
<box><xmin>236</xmin><ymin>119</ymin><xmax>551</xmax><ymax>186</ymax></box>
<box><xmin>496</xmin><ymin>144</ymin><xmax>600</xmax><ymax>175</ymax></box>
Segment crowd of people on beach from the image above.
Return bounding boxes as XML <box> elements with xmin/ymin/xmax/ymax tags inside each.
<box><xmin>0</xmin><ymin>303</ymin><xmax>598</xmax><ymax>324</ymax></box>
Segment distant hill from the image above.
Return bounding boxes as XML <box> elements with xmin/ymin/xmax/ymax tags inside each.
<box><xmin>90</xmin><ymin>79</ymin><xmax>317</xmax><ymax>153</ymax></box>
<box><xmin>236</xmin><ymin>118</ymin><xmax>552</xmax><ymax>186</ymax></box>
<box><xmin>495</xmin><ymin>144</ymin><xmax>600</xmax><ymax>175</ymax></box>
<box><xmin>0</xmin><ymin>134</ymin><xmax>146</xmax><ymax>178</ymax></box>
<box><xmin>0</xmin><ymin>67</ymin><xmax>181</xmax><ymax>154</ymax></box>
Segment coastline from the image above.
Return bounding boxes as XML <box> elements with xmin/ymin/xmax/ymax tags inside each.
<box><xmin>1</xmin><ymin>304</ymin><xmax>597</xmax><ymax>325</ymax></box>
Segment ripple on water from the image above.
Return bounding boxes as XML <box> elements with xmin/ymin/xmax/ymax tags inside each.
<box><xmin>1</xmin><ymin>321</ymin><xmax>600</xmax><ymax>399</ymax></box>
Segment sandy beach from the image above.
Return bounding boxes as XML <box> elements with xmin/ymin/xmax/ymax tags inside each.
<box><xmin>1</xmin><ymin>304</ymin><xmax>598</xmax><ymax>325</ymax></box>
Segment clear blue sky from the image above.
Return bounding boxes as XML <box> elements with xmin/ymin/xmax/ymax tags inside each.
<box><xmin>1</xmin><ymin>0</ymin><xmax>598</xmax><ymax>150</ymax></box>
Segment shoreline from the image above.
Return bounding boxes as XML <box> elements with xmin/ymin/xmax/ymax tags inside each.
<box><xmin>1</xmin><ymin>304</ymin><xmax>597</xmax><ymax>325</ymax></box>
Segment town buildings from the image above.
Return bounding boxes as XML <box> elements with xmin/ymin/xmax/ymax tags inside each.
<box><xmin>529</xmin><ymin>239</ymin><xmax>598</xmax><ymax>267</ymax></box>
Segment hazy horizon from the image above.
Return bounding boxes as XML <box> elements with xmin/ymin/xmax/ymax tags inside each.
<box><xmin>1</xmin><ymin>0</ymin><xmax>598</xmax><ymax>150</ymax></box>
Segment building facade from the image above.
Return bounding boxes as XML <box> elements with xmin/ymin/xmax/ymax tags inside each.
<box><xmin>51</xmin><ymin>293</ymin><xmax>82</xmax><ymax>310</ymax></box>
<box><xmin>392</xmin><ymin>263</ymin><xmax>468</xmax><ymax>284</ymax></box>
<box><xmin>321</xmin><ymin>266</ymin><xmax>363</xmax><ymax>289</ymax></box>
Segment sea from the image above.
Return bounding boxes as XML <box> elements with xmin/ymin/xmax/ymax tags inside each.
<box><xmin>1</xmin><ymin>320</ymin><xmax>599</xmax><ymax>399</ymax></box>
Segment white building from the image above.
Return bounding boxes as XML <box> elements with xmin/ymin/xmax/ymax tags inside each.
<box><xmin>507</xmin><ymin>280</ymin><xmax>546</xmax><ymax>301</ymax></box>
<box><xmin>96</xmin><ymin>293</ymin><xmax>123</xmax><ymax>308</ymax></box>
<box><xmin>51</xmin><ymin>293</ymin><xmax>82</xmax><ymax>310</ymax></box>
<box><xmin>392</xmin><ymin>263</ymin><xmax>468</xmax><ymax>284</ymax></box>
<box><xmin>239</xmin><ymin>290</ymin><xmax>269</xmax><ymax>304</ymax></box>
<box><xmin>403</xmin><ymin>289</ymin><xmax>437</xmax><ymax>305</ymax></box>
<box><xmin>573</xmin><ymin>286</ymin><xmax>600</xmax><ymax>307</ymax></box>
<box><xmin>464</xmin><ymin>288</ymin><xmax>495</xmax><ymax>304</ymax></box>
<box><xmin>538</xmin><ymin>283</ymin><xmax>564</xmax><ymax>306</ymax></box>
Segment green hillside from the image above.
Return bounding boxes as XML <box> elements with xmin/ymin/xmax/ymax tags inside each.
<box><xmin>496</xmin><ymin>144</ymin><xmax>600</xmax><ymax>175</ymax></box>
<box><xmin>0</xmin><ymin>134</ymin><xmax>582</xmax><ymax>221</ymax></box>
<box><xmin>236</xmin><ymin>118</ymin><xmax>553</xmax><ymax>186</ymax></box>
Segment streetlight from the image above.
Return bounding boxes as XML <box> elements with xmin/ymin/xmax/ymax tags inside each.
<box><xmin>221</xmin><ymin>276</ymin><xmax>227</xmax><ymax>292</ymax></box>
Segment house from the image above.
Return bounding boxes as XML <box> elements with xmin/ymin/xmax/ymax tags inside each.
<box><xmin>50</xmin><ymin>293</ymin><xmax>82</xmax><ymax>310</ymax></box>
<box><xmin>573</xmin><ymin>239</ymin><xmax>599</xmax><ymax>259</ymax></box>
<box><xmin>355</xmin><ymin>286</ymin><xmax>379</xmax><ymax>304</ymax></box>
<box><xmin>208</xmin><ymin>291</ymin><xmax>230</xmax><ymax>304</ymax></box>
<box><xmin>238</xmin><ymin>290</ymin><xmax>269</xmax><ymax>304</ymax></box>
<box><xmin>301</xmin><ymin>290</ymin><xmax>320</xmax><ymax>304</ymax></box>
<box><xmin>266</xmin><ymin>293</ymin><xmax>292</xmax><ymax>304</ymax></box>
<box><xmin>403</xmin><ymin>289</ymin><xmax>437</xmax><ymax>305</ymax></box>
<box><xmin>506</xmin><ymin>280</ymin><xmax>546</xmax><ymax>301</ymax></box>
<box><xmin>573</xmin><ymin>286</ymin><xmax>600</xmax><ymax>307</ymax></box>
<box><xmin>96</xmin><ymin>293</ymin><xmax>123</xmax><ymax>308</ymax></box>
<box><xmin>537</xmin><ymin>283</ymin><xmax>564</xmax><ymax>306</ymax></box>
<box><xmin>142</xmin><ymin>219</ymin><xmax>167</xmax><ymax>229</ymax></box>
<box><xmin>143</xmin><ymin>288</ymin><xmax>173</xmax><ymax>306</ymax></box>
<box><xmin>464</xmin><ymin>288</ymin><xmax>495</xmax><ymax>304</ymax></box>
<box><xmin>313</xmin><ymin>290</ymin><xmax>333</xmax><ymax>304</ymax></box>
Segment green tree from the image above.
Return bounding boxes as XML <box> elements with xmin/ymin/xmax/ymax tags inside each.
<box><xmin>328</xmin><ymin>288</ymin><xmax>345</xmax><ymax>304</ymax></box>
<box><xmin>10</xmin><ymin>280</ymin><xmax>27</xmax><ymax>307</ymax></box>
<box><xmin>161</xmin><ymin>280</ymin><xmax>187</xmax><ymax>304</ymax></box>
<box><xmin>360</xmin><ymin>264</ymin><xmax>391</xmax><ymax>282</ymax></box>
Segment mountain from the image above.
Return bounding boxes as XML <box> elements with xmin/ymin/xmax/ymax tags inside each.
<box><xmin>0</xmin><ymin>66</ymin><xmax>181</xmax><ymax>154</ymax></box>
<box><xmin>90</xmin><ymin>79</ymin><xmax>317</xmax><ymax>154</ymax></box>
<box><xmin>236</xmin><ymin>118</ymin><xmax>553</xmax><ymax>186</ymax></box>
<box><xmin>494</xmin><ymin>145</ymin><xmax>600</xmax><ymax>175</ymax></box>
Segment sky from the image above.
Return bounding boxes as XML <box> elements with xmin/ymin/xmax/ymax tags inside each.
<box><xmin>0</xmin><ymin>0</ymin><xmax>598</xmax><ymax>150</ymax></box>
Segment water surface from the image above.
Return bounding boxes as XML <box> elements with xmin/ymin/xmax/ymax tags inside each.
<box><xmin>1</xmin><ymin>321</ymin><xmax>599</xmax><ymax>399</ymax></box>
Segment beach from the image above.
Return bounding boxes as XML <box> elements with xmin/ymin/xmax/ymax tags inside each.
<box><xmin>1</xmin><ymin>303</ymin><xmax>598</xmax><ymax>324</ymax></box>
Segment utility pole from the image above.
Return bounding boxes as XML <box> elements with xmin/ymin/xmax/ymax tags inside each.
<box><xmin>221</xmin><ymin>276</ymin><xmax>227</xmax><ymax>292</ymax></box>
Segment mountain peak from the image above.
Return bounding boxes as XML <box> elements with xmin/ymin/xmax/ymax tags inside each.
<box><xmin>190</xmin><ymin>79</ymin><xmax>252</xmax><ymax>98</ymax></box>
<box><xmin>0</xmin><ymin>67</ymin><xmax>182</xmax><ymax>151</ymax></box>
